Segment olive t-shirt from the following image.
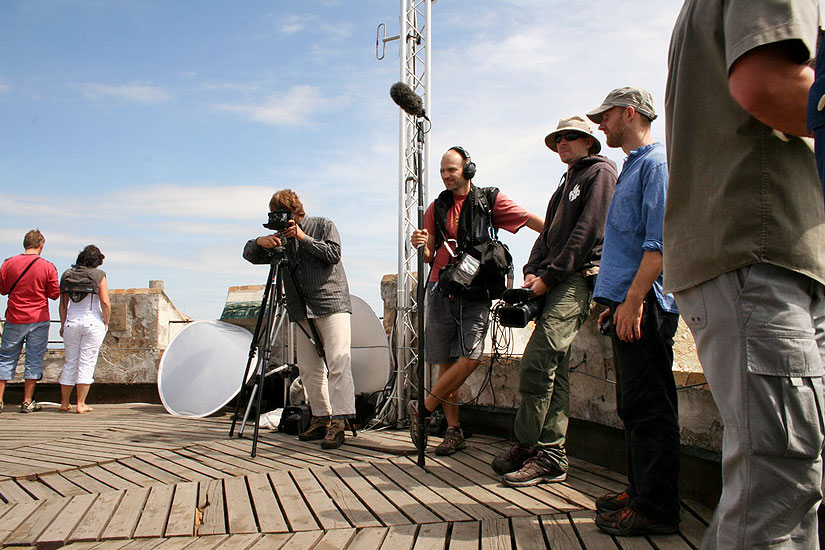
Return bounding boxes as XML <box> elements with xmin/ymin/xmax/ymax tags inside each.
<box><xmin>663</xmin><ymin>0</ymin><xmax>825</xmax><ymax>292</ymax></box>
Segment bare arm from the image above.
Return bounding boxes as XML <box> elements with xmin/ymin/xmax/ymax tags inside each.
<box><xmin>411</xmin><ymin>229</ymin><xmax>436</xmax><ymax>263</ymax></box>
<box><xmin>728</xmin><ymin>41</ymin><xmax>814</xmax><ymax>137</ymax></box>
<box><xmin>613</xmin><ymin>251</ymin><xmax>663</xmax><ymax>342</ymax></box>
<box><xmin>98</xmin><ymin>276</ymin><xmax>111</xmax><ymax>326</ymax></box>
<box><xmin>524</xmin><ymin>213</ymin><xmax>544</xmax><ymax>233</ymax></box>
<box><xmin>59</xmin><ymin>294</ymin><xmax>68</xmax><ymax>337</ymax></box>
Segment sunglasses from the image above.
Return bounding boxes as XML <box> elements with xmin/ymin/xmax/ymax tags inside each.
<box><xmin>554</xmin><ymin>132</ymin><xmax>585</xmax><ymax>144</ymax></box>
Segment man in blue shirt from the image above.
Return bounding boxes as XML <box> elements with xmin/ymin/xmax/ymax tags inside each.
<box><xmin>586</xmin><ymin>87</ymin><xmax>680</xmax><ymax>537</ymax></box>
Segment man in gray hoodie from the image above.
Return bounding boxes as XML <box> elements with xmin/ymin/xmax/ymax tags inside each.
<box><xmin>492</xmin><ymin>116</ymin><xmax>617</xmax><ymax>486</ymax></box>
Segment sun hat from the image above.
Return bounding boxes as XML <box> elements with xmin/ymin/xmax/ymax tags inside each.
<box><xmin>586</xmin><ymin>87</ymin><xmax>657</xmax><ymax>124</ymax></box>
<box><xmin>544</xmin><ymin>115</ymin><xmax>602</xmax><ymax>155</ymax></box>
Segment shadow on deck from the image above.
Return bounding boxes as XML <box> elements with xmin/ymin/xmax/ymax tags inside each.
<box><xmin>0</xmin><ymin>404</ymin><xmax>709</xmax><ymax>549</ymax></box>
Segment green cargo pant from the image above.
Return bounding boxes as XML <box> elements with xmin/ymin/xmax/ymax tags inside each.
<box><xmin>513</xmin><ymin>273</ymin><xmax>592</xmax><ymax>472</ymax></box>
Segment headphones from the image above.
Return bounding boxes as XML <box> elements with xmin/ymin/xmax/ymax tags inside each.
<box><xmin>449</xmin><ymin>145</ymin><xmax>477</xmax><ymax>180</ymax></box>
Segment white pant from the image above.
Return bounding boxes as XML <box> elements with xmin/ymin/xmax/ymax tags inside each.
<box><xmin>61</xmin><ymin>318</ymin><xmax>106</xmax><ymax>385</ymax></box>
<box><xmin>295</xmin><ymin>312</ymin><xmax>355</xmax><ymax>417</ymax></box>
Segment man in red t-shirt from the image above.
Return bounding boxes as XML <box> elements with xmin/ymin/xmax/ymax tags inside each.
<box><xmin>408</xmin><ymin>146</ymin><xmax>543</xmax><ymax>455</ymax></box>
<box><xmin>0</xmin><ymin>229</ymin><xmax>60</xmax><ymax>412</ymax></box>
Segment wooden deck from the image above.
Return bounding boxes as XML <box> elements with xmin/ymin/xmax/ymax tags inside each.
<box><xmin>0</xmin><ymin>404</ymin><xmax>709</xmax><ymax>549</ymax></box>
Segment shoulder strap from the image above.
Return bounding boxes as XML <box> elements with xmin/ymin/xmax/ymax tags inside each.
<box><xmin>476</xmin><ymin>187</ymin><xmax>500</xmax><ymax>239</ymax></box>
<box><xmin>6</xmin><ymin>256</ymin><xmax>40</xmax><ymax>296</ymax></box>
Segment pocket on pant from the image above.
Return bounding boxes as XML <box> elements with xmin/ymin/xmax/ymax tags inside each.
<box><xmin>746</xmin><ymin>336</ymin><xmax>825</xmax><ymax>458</ymax></box>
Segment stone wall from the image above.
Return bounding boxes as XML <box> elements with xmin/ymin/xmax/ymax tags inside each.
<box><xmin>380</xmin><ymin>274</ymin><xmax>723</xmax><ymax>454</ymax></box>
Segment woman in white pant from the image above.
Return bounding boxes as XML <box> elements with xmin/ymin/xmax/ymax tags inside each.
<box><xmin>58</xmin><ymin>245</ymin><xmax>110</xmax><ymax>414</ymax></box>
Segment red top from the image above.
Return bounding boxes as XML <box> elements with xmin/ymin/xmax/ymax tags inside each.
<box><xmin>0</xmin><ymin>254</ymin><xmax>60</xmax><ymax>324</ymax></box>
<box><xmin>424</xmin><ymin>191</ymin><xmax>529</xmax><ymax>282</ymax></box>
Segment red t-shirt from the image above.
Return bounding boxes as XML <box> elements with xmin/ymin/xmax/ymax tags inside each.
<box><xmin>0</xmin><ymin>254</ymin><xmax>60</xmax><ymax>324</ymax></box>
<box><xmin>424</xmin><ymin>191</ymin><xmax>528</xmax><ymax>282</ymax></box>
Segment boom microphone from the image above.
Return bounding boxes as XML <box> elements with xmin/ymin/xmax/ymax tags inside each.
<box><xmin>390</xmin><ymin>82</ymin><xmax>426</xmax><ymax>117</ymax></box>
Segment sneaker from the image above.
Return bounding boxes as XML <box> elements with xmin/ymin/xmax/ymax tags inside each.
<box><xmin>407</xmin><ymin>400</ymin><xmax>429</xmax><ymax>451</ymax></box>
<box><xmin>502</xmin><ymin>454</ymin><xmax>567</xmax><ymax>487</ymax></box>
<box><xmin>0</xmin><ymin>401</ymin><xmax>4</xmax><ymax>412</ymax></box>
<box><xmin>595</xmin><ymin>506</ymin><xmax>679</xmax><ymax>536</ymax></box>
<box><xmin>20</xmin><ymin>401</ymin><xmax>42</xmax><ymax>414</ymax></box>
<box><xmin>435</xmin><ymin>427</ymin><xmax>466</xmax><ymax>456</ymax></box>
<box><xmin>596</xmin><ymin>490</ymin><xmax>632</xmax><ymax>514</ymax></box>
<box><xmin>321</xmin><ymin>419</ymin><xmax>346</xmax><ymax>450</ymax></box>
<box><xmin>491</xmin><ymin>443</ymin><xmax>535</xmax><ymax>475</ymax></box>
<box><xmin>298</xmin><ymin>416</ymin><xmax>330</xmax><ymax>441</ymax></box>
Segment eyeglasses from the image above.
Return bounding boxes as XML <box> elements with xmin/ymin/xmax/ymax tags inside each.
<box><xmin>554</xmin><ymin>132</ymin><xmax>584</xmax><ymax>144</ymax></box>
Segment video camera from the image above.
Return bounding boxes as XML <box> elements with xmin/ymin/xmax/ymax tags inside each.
<box><xmin>496</xmin><ymin>288</ymin><xmax>545</xmax><ymax>328</ymax></box>
<box><xmin>263</xmin><ymin>209</ymin><xmax>293</xmax><ymax>231</ymax></box>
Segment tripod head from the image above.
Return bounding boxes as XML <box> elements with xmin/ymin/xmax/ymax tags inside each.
<box><xmin>266</xmin><ymin>245</ymin><xmax>288</xmax><ymax>264</ymax></box>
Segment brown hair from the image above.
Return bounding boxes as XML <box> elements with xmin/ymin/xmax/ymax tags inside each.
<box><xmin>75</xmin><ymin>245</ymin><xmax>105</xmax><ymax>268</ymax></box>
<box><xmin>269</xmin><ymin>189</ymin><xmax>305</xmax><ymax>218</ymax></box>
<box><xmin>23</xmin><ymin>229</ymin><xmax>45</xmax><ymax>250</ymax></box>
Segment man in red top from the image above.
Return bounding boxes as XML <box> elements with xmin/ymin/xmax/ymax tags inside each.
<box><xmin>0</xmin><ymin>230</ymin><xmax>60</xmax><ymax>412</ymax></box>
<box><xmin>409</xmin><ymin>146</ymin><xmax>542</xmax><ymax>455</ymax></box>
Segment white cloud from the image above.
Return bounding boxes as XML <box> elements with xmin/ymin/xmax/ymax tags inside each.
<box><xmin>76</xmin><ymin>82</ymin><xmax>172</xmax><ymax>103</ymax></box>
<box><xmin>214</xmin><ymin>85</ymin><xmax>339</xmax><ymax>126</ymax></box>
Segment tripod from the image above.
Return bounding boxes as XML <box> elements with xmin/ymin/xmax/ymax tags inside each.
<box><xmin>229</xmin><ymin>246</ymin><xmax>325</xmax><ymax>457</ymax></box>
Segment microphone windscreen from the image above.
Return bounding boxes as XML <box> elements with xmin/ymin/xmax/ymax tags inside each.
<box><xmin>390</xmin><ymin>82</ymin><xmax>424</xmax><ymax>117</ymax></box>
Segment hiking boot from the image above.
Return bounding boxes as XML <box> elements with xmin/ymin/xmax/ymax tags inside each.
<box><xmin>595</xmin><ymin>506</ymin><xmax>679</xmax><ymax>536</ymax></box>
<box><xmin>298</xmin><ymin>416</ymin><xmax>330</xmax><ymax>441</ymax></box>
<box><xmin>596</xmin><ymin>490</ymin><xmax>632</xmax><ymax>514</ymax></box>
<box><xmin>321</xmin><ymin>419</ymin><xmax>346</xmax><ymax>450</ymax></box>
<box><xmin>491</xmin><ymin>443</ymin><xmax>535</xmax><ymax>475</ymax></box>
<box><xmin>435</xmin><ymin>427</ymin><xmax>466</xmax><ymax>456</ymax></box>
<box><xmin>502</xmin><ymin>454</ymin><xmax>566</xmax><ymax>487</ymax></box>
<box><xmin>407</xmin><ymin>400</ymin><xmax>428</xmax><ymax>451</ymax></box>
<box><xmin>20</xmin><ymin>401</ymin><xmax>42</xmax><ymax>414</ymax></box>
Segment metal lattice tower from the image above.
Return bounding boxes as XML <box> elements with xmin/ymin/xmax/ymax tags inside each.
<box><xmin>376</xmin><ymin>0</ymin><xmax>432</xmax><ymax>424</ymax></box>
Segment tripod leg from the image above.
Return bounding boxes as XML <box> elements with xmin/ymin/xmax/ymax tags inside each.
<box><xmin>237</xmin><ymin>381</ymin><xmax>258</xmax><ymax>438</ymax></box>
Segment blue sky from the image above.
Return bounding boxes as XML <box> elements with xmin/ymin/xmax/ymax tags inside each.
<box><xmin>0</xmin><ymin>0</ymin><xmax>683</xmax><ymax>322</ymax></box>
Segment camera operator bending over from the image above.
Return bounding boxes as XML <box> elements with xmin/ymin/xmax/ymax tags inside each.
<box><xmin>493</xmin><ymin>116</ymin><xmax>617</xmax><ymax>486</ymax></box>
<box><xmin>409</xmin><ymin>146</ymin><xmax>543</xmax><ymax>456</ymax></box>
<box><xmin>243</xmin><ymin>189</ymin><xmax>355</xmax><ymax>450</ymax></box>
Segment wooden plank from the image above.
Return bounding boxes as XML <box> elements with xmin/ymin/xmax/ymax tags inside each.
<box><xmin>0</xmin><ymin>501</ymin><xmax>41</xmax><ymax>544</ymax></box>
<box><xmin>15</xmin><ymin>477</ymin><xmax>62</xmax><ymax>500</ymax></box>
<box><xmin>349</xmin><ymin>463</ymin><xmax>440</xmax><ymax>525</ymax></box>
<box><xmin>539</xmin><ymin>513</ymin><xmax>583</xmax><ymax>550</ymax></box>
<box><xmin>133</xmin><ymin>453</ymin><xmax>208</xmax><ymax>483</ymax></box>
<box><xmin>648</xmin><ymin>533</ymin><xmax>695</xmax><ymax>550</ymax></box>
<box><xmin>60</xmin><ymin>469</ymin><xmax>118</xmax><ymax>494</ymax></box>
<box><xmin>306</xmin><ymin>467</ymin><xmax>377</xmax><ymax>528</ymax></box>
<box><xmin>181</xmin><ymin>534</ymin><xmax>229</xmax><ymax>549</ymax></box>
<box><xmin>314</xmin><ymin>527</ymin><xmax>356</xmax><ymax>549</ymax></box>
<box><xmin>164</xmin><ymin>481</ymin><xmax>198</xmax><ymax>537</ymax></box>
<box><xmin>447</xmin><ymin>521</ymin><xmax>480</xmax><ymax>550</ymax></box>
<box><xmin>118</xmin><ymin>456</ymin><xmax>188</xmax><ymax>485</ymax></box>
<box><xmin>101</xmin><ymin>487</ymin><xmax>151</xmax><ymax>540</ymax></box>
<box><xmin>132</xmin><ymin>484</ymin><xmax>175</xmax><ymax>539</ymax></box>
<box><xmin>196</xmin><ymin>478</ymin><xmax>226</xmax><ymax>536</ymax></box>
<box><xmin>116</xmin><ymin>537</ymin><xmax>169</xmax><ymax>549</ymax></box>
<box><xmin>4</xmin><ymin>497</ymin><xmax>67</xmax><ymax>546</ymax></box>
<box><xmin>206</xmin><ymin>533</ymin><xmax>262</xmax><ymax>550</ymax></box>
<box><xmin>200</xmin><ymin>441</ymin><xmax>291</xmax><ymax>472</ymax></box>
<box><xmin>346</xmin><ymin>526</ymin><xmax>389</xmax><ymax>550</ymax></box>
<box><xmin>390</xmin><ymin>458</ymin><xmax>492</xmax><ymax>521</ymax></box>
<box><xmin>246</xmin><ymin>532</ymin><xmax>293</xmax><ymax>549</ymax></box>
<box><xmin>82</xmin><ymin>465</ymin><xmax>142</xmax><ymax>491</ymax></box>
<box><xmin>675</xmin><ymin>506</ymin><xmax>708</xmax><ymax>548</ymax></box>
<box><xmin>378</xmin><ymin>524</ymin><xmax>417</xmax><ymax>550</ymax></box>
<box><xmin>37</xmin><ymin>473</ymin><xmax>90</xmax><ymax>497</ymax></box>
<box><xmin>0</xmin><ymin>479</ymin><xmax>36</xmax><ymax>503</ymax></box>
<box><xmin>246</xmin><ymin>473</ymin><xmax>288</xmax><ymax>533</ymax></box>
<box><xmin>289</xmin><ymin>469</ymin><xmax>351</xmax><ymax>529</ymax></box>
<box><xmin>447</xmin><ymin>451</ymin><xmax>572</xmax><ymax>514</ymax></box>
<box><xmin>681</xmin><ymin>499</ymin><xmax>713</xmax><ymax>524</ymax></box>
<box><xmin>538</xmin><ymin>481</ymin><xmax>596</xmax><ymax>510</ymax></box>
<box><xmin>330</xmin><ymin>464</ymin><xmax>408</xmax><ymax>526</ymax></box>
<box><xmin>569</xmin><ymin>510</ymin><xmax>618</xmax><ymax>549</ymax></box>
<box><xmin>278</xmin><ymin>530</ymin><xmax>323</xmax><ymax>550</ymax></box>
<box><xmin>179</xmin><ymin>446</ymin><xmax>270</xmax><ymax>476</ymax></box>
<box><xmin>214</xmin><ymin>439</ymin><xmax>313</xmax><ymax>471</ymax></box>
<box><xmin>223</xmin><ymin>476</ymin><xmax>258</xmax><ymax>534</ymax></box>
<box><xmin>511</xmin><ymin>515</ymin><xmax>546</xmax><ymax>550</ymax></box>
<box><xmin>35</xmin><ymin>493</ymin><xmax>97</xmax><ymax>549</ymax></box>
<box><xmin>70</xmin><ymin>489</ymin><xmax>125</xmax><ymax>542</ymax></box>
<box><xmin>98</xmin><ymin>462</ymin><xmax>160</xmax><ymax>488</ymax></box>
<box><xmin>152</xmin><ymin>451</ymin><xmax>224</xmax><ymax>480</ymax></box>
<box><xmin>414</xmin><ymin>522</ymin><xmax>449</xmax><ymax>550</ymax></box>
<box><xmin>149</xmin><ymin>536</ymin><xmax>198</xmax><ymax>550</ymax></box>
<box><xmin>479</xmin><ymin>517</ymin><xmax>510</xmax><ymax>550</ymax></box>
<box><xmin>614</xmin><ymin>534</ymin><xmax>657</xmax><ymax>550</ymax></box>
<box><xmin>267</xmin><ymin>471</ymin><xmax>319</xmax><ymax>531</ymax></box>
<box><xmin>82</xmin><ymin>540</ymin><xmax>133</xmax><ymax>549</ymax></box>
<box><xmin>371</xmin><ymin>461</ymin><xmax>470</xmax><ymax>523</ymax></box>
<box><xmin>175</xmin><ymin>448</ymin><xmax>254</xmax><ymax>477</ymax></box>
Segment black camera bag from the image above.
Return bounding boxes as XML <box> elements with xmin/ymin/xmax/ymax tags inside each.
<box><xmin>278</xmin><ymin>404</ymin><xmax>311</xmax><ymax>435</ymax></box>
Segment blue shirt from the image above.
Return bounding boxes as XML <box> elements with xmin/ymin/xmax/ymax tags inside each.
<box><xmin>594</xmin><ymin>142</ymin><xmax>678</xmax><ymax>314</ymax></box>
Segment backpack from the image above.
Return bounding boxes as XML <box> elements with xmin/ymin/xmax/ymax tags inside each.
<box><xmin>60</xmin><ymin>267</ymin><xmax>98</xmax><ymax>303</ymax></box>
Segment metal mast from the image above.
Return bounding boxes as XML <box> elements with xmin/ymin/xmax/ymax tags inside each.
<box><xmin>376</xmin><ymin>0</ymin><xmax>432</xmax><ymax>424</ymax></box>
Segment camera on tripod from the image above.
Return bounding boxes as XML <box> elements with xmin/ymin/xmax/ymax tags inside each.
<box><xmin>496</xmin><ymin>287</ymin><xmax>545</xmax><ymax>328</ymax></box>
<box><xmin>263</xmin><ymin>209</ymin><xmax>293</xmax><ymax>231</ymax></box>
